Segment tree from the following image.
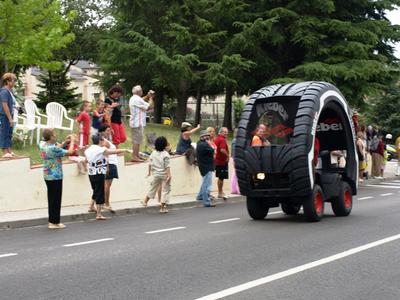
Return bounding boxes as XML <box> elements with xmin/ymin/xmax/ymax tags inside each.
<box><xmin>35</xmin><ymin>0</ymin><xmax>108</xmax><ymax>111</ymax></box>
<box><xmin>0</xmin><ymin>0</ymin><xmax>74</xmax><ymax>73</ymax></box>
<box><xmin>266</xmin><ymin>0</ymin><xmax>400</xmax><ymax>107</ymax></box>
<box><xmin>365</xmin><ymin>84</ymin><xmax>400</xmax><ymax>135</ymax></box>
<box><xmin>35</xmin><ymin>69</ymin><xmax>79</xmax><ymax>110</ymax></box>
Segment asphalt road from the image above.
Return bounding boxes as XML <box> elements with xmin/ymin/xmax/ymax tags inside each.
<box><xmin>1</xmin><ymin>181</ymin><xmax>400</xmax><ymax>300</ymax></box>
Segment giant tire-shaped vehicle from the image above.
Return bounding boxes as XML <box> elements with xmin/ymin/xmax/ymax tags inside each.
<box><xmin>234</xmin><ymin>82</ymin><xmax>358</xmax><ymax>222</ymax></box>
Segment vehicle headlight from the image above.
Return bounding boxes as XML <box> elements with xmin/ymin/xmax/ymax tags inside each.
<box><xmin>256</xmin><ymin>173</ymin><xmax>266</xmax><ymax>180</ymax></box>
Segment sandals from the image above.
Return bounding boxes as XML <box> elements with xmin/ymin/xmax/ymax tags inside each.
<box><xmin>103</xmin><ymin>205</ymin><xmax>116</xmax><ymax>214</ymax></box>
<box><xmin>96</xmin><ymin>216</ymin><xmax>108</xmax><ymax>220</ymax></box>
<box><xmin>160</xmin><ymin>203</ymin><xmax>169</xmax><ymax>214</ymax></box>
<box><xmin>2</xmin><ymin>153</ymin><xmax>13</xmax><ymax>159</ymax></box>
<box><xmin>140</xmin><ymin>200</ymin><xmax>148</xmax><ymax>207</ymax></box>
<box><xmin>88</xmin><ymin>208</ymin><xmax>96</xmax><ymax>213</ymax></box>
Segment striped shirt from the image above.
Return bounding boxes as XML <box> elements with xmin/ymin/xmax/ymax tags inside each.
<box><xmin>129</xmin><ymin>95</ymin><xmax>150</xmax><ymax>128</ymax></box>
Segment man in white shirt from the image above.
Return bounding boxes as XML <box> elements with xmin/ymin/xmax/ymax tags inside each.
<box><xmin>129</xmin><ymin>85</ymin><xmax>154</xmax><ymax>162</ymax></box>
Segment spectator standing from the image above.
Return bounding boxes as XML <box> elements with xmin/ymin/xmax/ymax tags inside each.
<box><xmin>141</xmin><ymin>136</ymin><xmax>172</xmax><ymax>213</ymax></box>
<box><xmin>207</xmin><ymin>127</ymin><xmax>217</xmax><ymax>157</ymax></box>
<box><xmin>99</xmin><ymin>124</ymin><xmax>118</xmax><ymax>213</ymax></box>
<box><xmin>356</xmin><ymin>131</ymin><xmax>366</xmax><ymax>182</ymax></box>
<box><xmin>176</xmin><ymin>122</ymin><xmax>201</xmax><ymax>165</ymax></box>
<box><xmin>76</xmin><ymin>101</ymin><xmax>91</xmax><ymax>147</ymax></box>
<box><xmin>370</xmin><ymin>134</ymin><xmax>384</xmax><ymax>178</ymax></box>
<box><xmin>129</xmin><ymin>85</ymin><xmax>154</xmax><ymax>162</ymax></box>
<box><xmin>230</xmin><ymin>128</ymin><xmax>240</xmax><ymax>194</ymax></box>
<box><xmin>104</xmin><ymin>85</ymin><xmax>126</xmax><ymax>147</ymax></box>
<box><xmin>91</xmin><ymin>100</ymin><xmax>105</xmax><ymax>135</ymax></box>
<box><xmin>40</xmin><ymin>129</ymin><xmax>76</xmax><ymax>229</ymax></box>
<box><xmin>396</xmin><ymin>134</ymin><xmax>400</xmax><ymax>176</ymax></box>
<box><xmin>196</xmin><ymin>130</ymin><xmax>216</xmax><ymax>207</ymax></box>
<box><xmin>215</xmin><ymin>127</ymin><xmax>229</xmax><ymax>200</ymax></box>
<box><xmin>0</xmin><ymin>73</ymin><xmax>17</xmax><ymax>158</ymax></box>
<box><xmin>85</xmin><ymin>135</ymin><xmax>128</xmax><ymax>220</ymax></box>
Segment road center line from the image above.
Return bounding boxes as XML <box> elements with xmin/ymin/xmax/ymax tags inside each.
<box><xmin>209</xmin><ymin>218</ymin><xmax>240</xmax><ymax>224</ymax></box>
<box><xmin>364</xmin><ymin>185</ymin><xmax>400</xmax><ymax>189</ymax></box>
<box><xmin>145</xmin><ymin>227</ymin><xmax>186</xmax><ymax>234</ymax></box>
<box><xmin>63</xmin><ymin>238</ymin><xmax>114</xmax><ymax>247</ymax></box>
<box><xmin>0</xmin><ymin>253</ymin><xmax>18</xmax><ymax>259</ymax></box>
<box><xmin>380</xmin><ymin>193</ymin><xmax>394</xmax><ymax>197</ymax></box>
<box><xmin>358</xmin><ymin>196</ymin><xmax>373</xmax><ymax>201</ymax></box>
<box><xmin>195</xmin><ymin>233</ymin><xmax>400</xmax><ymax>300</ymax></box>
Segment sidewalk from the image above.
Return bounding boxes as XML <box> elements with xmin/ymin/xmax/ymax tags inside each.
<box><xmin>1</xmin><ymin>161</ymin><xmax>398</xmax><ymax>230</ymax></box>
<box><xmin>0</xmin><ymin>194</ymin><xmax>244</xmax><ymax>230</ymax></box>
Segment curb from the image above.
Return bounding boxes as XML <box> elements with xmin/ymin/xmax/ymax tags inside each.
<box><xmin>0</xmin><ymin>196</ymin><xmax>245</xmax><ymax>230</ymax></box>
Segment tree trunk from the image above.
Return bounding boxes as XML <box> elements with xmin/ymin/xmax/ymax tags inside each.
<box><xmin>174</xmin><ymin>80</ymin><xmax>189</xmax><ymax>127</ymax></box>
<box><xmin>153</xmin><ymin>90</ymin><xmax>164</xmax><ymax>124</ymax></box>
<box><xmin>194</xmin><ymin>87</ymin><xmax>202</xmax><ymax>126</ymax></box>
<box><xmin>175</xmin><ymin>93</ymin><xmax>188</xmax><ymax>127</ymax></box>
<box><xmin>223</xmin><ymin>86</ymin><xmax>233</xmax><ymax>130</ymax></box>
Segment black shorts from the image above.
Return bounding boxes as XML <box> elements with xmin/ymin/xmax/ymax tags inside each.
<box><xmin>106</xmin><ymin>164</ymin><xmax>119</xmax><ymax>180</ymax></box>
<box><xmin>215</xmin><ymin>165</ymin><xmax>229</xmax><ymax>180</ymax></box>
<box><xmin>89</xmin><ymin>174</ymin><xmax>105</xmax><ymax>204</ymax></box>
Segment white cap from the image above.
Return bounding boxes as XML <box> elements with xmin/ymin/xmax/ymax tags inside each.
<box><xmin>386</xmin><ymin>134</ymin><xmax>392</xmax><ymax>139</ymax></box>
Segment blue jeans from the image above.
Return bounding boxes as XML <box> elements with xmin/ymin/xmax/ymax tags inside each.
<box><xmin>197</xmin><ymin>171</ymin><xmax>213</xmax><ymax>206</ymax></box>
<box><xmin>0</xmin><ymin>114</ymin><xmax>13</xmax><ymax>149</ymax></box>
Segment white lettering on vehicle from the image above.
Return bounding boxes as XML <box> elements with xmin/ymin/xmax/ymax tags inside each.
<box><xmin>316</xmin><ymin>122</ymin><xmax>343</xmax><ymax>132</ymax></box>
<box><xmin>256</xmin><ymin>102</ymin><xmax>289</xmax><ymax>121</ymax></box>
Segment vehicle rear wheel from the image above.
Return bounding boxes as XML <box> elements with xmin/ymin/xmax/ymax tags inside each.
<box><xmin>247</xmin><ymin>197</ymin><xmax>269</xmax><ymax>220</ymax></box>
<box><xmin>303</xmin><ymin>184</ymin><xmax>324</xmax><ymax>222</ymax></box>
<box><xmin>331</xmin><ymin>181</ymin><xmax>352</xmax><ymax>216</ymax></box>
<box><xmin>281</xmin><ymin>203</ymin><xmax>301</xmax><ymax>215</ymax></box>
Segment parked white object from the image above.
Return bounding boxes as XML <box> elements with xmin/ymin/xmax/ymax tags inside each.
<box><xmin>46</xmin><ymin>102</ymin><xmax>74</xmax><ymax>132</ymax></box>
<box><xmin>23</xmin><ymin>99</ymin><xmax>50</xmax><ymax>144</ymax></box>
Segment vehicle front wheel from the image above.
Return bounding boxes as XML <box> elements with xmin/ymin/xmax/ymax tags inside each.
<box><xmin>303</xmin><ymin>184</ymin><xmax>324</xmax><ymax>222</ymax></box>
<box><xmin>247</xmin><ymin>197</ymin><xmax>269</xmax><ymax>220</ymax></box>
<box><xmin>281</xmin><ymin>203</ymin><xmax>301</xmax><ymax>215</ymax></box>
<box><xmin>331</xmin><ymin>181</ymin><xmax>352</xmax><ymax>216</ymax></box>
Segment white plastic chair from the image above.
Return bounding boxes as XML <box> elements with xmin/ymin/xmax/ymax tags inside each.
<box><xmin>23</xmin><ymin>99</ymin><xmax>49</xmax><ymax>144</ymax></box>
<box><xmin>45</xmin><ymin>102</ymin><xmax>74</xmax><ymax>132</ymax></box>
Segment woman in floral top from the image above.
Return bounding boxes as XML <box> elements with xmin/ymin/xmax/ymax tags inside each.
<box><xmin>40</xmin><ymin>129</ymin><xmax>76</xmax><ymax>229</ymax></box>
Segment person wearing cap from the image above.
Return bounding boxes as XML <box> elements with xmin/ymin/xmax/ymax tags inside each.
<box><xmin>129</xmin><ymin>85</ymin><xmax>154</xmax><ymax>162</ymax></box>
<box><xmin>196</xmin><ymin>130</ymin><xmax>216</xmax><ymax>207</ymax></box>
<box><xmin>85</xmin><ymin>134</ymin><xmax>129</xmax><ymax>220</ymax></box>
<box><xmin>0</xmin><ymin>73</ymin><xmax>17</xmax><ymax>159</ymax></box>
<box><xmin>175</xmin><ymin>122</ymin><xmax>201</xmax><ymax>155</ymax></box>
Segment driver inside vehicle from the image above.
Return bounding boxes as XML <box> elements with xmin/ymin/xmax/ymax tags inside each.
<box><xmin>251</xmin><ymin>124</ymin><xmax>271</xmax><ymax>147</ymax></box>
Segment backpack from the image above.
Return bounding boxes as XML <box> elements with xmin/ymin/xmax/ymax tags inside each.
<box><xmin>369</xmin><ymin>136</ymin><xmax>379</xmax><ymax>152</ymax></box>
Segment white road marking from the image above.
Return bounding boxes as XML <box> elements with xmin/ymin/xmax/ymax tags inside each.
<box><xmin>358</xmin><ymin>196</ymin><xmax>373</xmax><ymax>201</ymax></box>
<box><xmin>0</xmin><ymin>253</ymin><xmax>18</xmax><ymax>259</ymax></box>
<box><xmin>364</xmin><ymin>185</ymin><xmax>400</xmax><ymax>189</ymax></box>
<box><xmin>145</xmin><ymin>227</ymin><xmax>186</xmax><ymax>234</ymax></box>
<box><xmin>195</xmin><ymin>233</ymin><xmax>400</xmax><ymax>300</ymax></box>
<box><xmin>380</xmin><ymin>193</ymin><xmax>394</xmax><ymax>197</ymax></box>
<box><xmin>209</xmin><ymin>218</ymin><xmax>240</xmax><ymax>224</ymax></box>
<box><xmin>380</xmin><ymin>182</ymin><xmax>400</xmax><ymax>186</ymax></box>
<box><xmin>63</xmin><ymin>238</ymin><xmax>114</xmax><ymax>247</ymax></box>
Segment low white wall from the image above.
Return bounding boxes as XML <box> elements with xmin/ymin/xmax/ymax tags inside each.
<box><xmin>0</xmin><ymin>156</ymin><xmax>232</xmax><ymax>212</ymax></box>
